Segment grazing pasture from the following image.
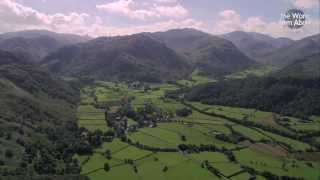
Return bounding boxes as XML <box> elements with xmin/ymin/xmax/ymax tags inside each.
<box><xmin>75</xmin><ymin>81</ymin><xmax>320</xmax><ymax>180</ymax></box>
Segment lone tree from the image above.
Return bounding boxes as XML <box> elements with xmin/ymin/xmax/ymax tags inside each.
<box><xmin>181</xmin><ymin>135</ymin><xmax>187</xmax><ymax>142</ymax></box>
<box><xmin>162</xmin><ymin>166</ymin><xmax>168</xmax><ymax>172</ymax></box>
<box><xmin>133</xmin><ymin>166</ymin><xmax>138</xmax><ymax>173</ymax></box>
<box><xmin>104</xmin><ymin>162</ymin><xmax>110</xmax><ymax>172</ymax></box>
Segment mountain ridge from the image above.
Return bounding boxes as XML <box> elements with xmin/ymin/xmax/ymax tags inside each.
<box><xmin>261</xmin><ymin>33</ymin><xmax>320</xmax><ymax>67</ymax></box>
<box><xmin>0</xmin><ymin>30</ymin><xmax>91</xmax><ymax>63</ymax></box>
<box><xmin>150</xmin><ymin>28</ymin><xmax>256</xmax><ymax>76</ymax></box>
<box><xmin>222</xmin><ymin>31</ymin><xmax>294</xmax><ymax>61</ymax></box>
<box><xmin>42</xmin><ymin>33</ymin><xmax>191</xmax><ymax>82</ymax></box>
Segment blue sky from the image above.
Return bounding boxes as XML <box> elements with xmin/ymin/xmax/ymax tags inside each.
<box><xmin>1</xmin><ymin>0</ymin><xmax>319</xmax><ymax>39</ymax></box>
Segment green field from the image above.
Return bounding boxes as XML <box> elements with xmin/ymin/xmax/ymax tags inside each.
<box><xmin>75</xmin><ymin>81</ymin><xmax>320</xmax><ymax>180</ymax></box>
<box><xmin>191</xmin><ymin>102</ymin><xmax>272</xmax><ymax>122</ymax></box>
<box><xmin>190</xmin><ymin>101</ymin><xmax>320</xmax><ymax>136</ymax></box>
<box><xmin>177</xmin><ymin>70</ymin><xmax>217</xmax><ymax>87</ymax></box>
<box><xmin>225</xmin><ymin>65</ymin><xmax>276</xmax><ymax>79</ymax></box>
<box><xmin>232</xmin><ymin>125</ymin><xmax>271</xmax><ymax>142</ymax></box>
<box><xmin>77</xmin><ymin>105</ymin><xmax>107</xmax><ymax>131</ymax></box>
<box><xmin>129</xmin><ymin>123</ymin><xmax>238</xmax><ymax>149</ymax></box>
<box><xmin>235</xmin><ymin>148</ymin><xmax>320</xmax><ymax>180</ymax></box>
<box><xmin>257</xmin><ymin>129</ymin><xmax>311</xmax><ymax>151</ymax></box>
<box><xmin>77</xmin><ymin>140</ymin><xmax>223</xmax><ymax>180</ymax></box>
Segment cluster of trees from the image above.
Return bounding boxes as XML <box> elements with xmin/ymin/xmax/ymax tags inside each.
<box><xmin>105</xmin><ymin>102</ymin><xmax>174</xmax><ymax>138</ymax></box>
<box><xmin>0</xmin><ymin>120</ymin><xmax>88</xmax><ymax>176</ymax></box>
<box><xmin>0</xmin><ymin>125</ymin><xmax>116</xmax><ymax>177</ymax></box>
<box><xmin>75</xmin><ymin>128</ymin><xmax>117</xmax><ymax>155</ymax></box>
<box><xmin>175</xmin><ymin>107</ymin><xmax>192</xmax><ymax>117</ymax></box>
<box><xmin>184</xmin><ymin>77</ymin><xmax>320</xmax><ymax>119</ymax></box>
<box><xmin>215</xmin><ymin>133</ymin><xmax>246</xmax><ymax>144</ymax></box>
<box><xmin>134</xmin><ymin>102</ymin><xmax>173</xmax><ymax>126</ymax></box>
<box><xmin>178</xmin><ymin>144</ymin><xmax>217</xmax><ymax>153</ymax></box>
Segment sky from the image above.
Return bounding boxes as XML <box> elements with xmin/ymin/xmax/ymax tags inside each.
<box><xmin>0</xmin><ymin>0</ymin><xmax>319</xmax><ymax>39</ymax></box>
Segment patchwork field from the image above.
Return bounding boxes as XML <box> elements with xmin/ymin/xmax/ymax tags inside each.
<box><xmin>78</xmin><ymin>141</ymin><xmax>223</xmax><ymax>180</ymax></box>
<box><xmin>75</xmin><ymin>81</ymin><xmax>320</xmax><ymax>180</ymax></box>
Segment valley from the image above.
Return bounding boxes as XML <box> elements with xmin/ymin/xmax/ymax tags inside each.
<box><xmin>74</xmin><ymin>76</ymin><xmax>320</xmax><ymax>180</ymax></box>
<box><xmin>0</xmin><ymin>28</ymin><xmax>319</xmax><ymax>180</ymax></box>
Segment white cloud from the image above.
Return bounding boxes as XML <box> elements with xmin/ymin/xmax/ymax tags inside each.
<box><xmin>153</xmin><ymin>0</ymin><xmax>177</xmax><ymax>3</ymax></box>
<box><xmin>0</xmin><ymin>0</ymin><xmax>49</xmax><ymax>26</ymax></box>
<box><xmin>0</xmin><ymin>0</ymin><xmax>317</xmax><ymax>40</ymax></box>
<box><xmin>212</xmin><ymin>10</ymin><xmax>242</xmax><ymax>34</ymax></box>
<box><xmin>291</xmin><ymin>0</ymin><xmax>319</xmax><ymax>9</ymax></box>
<box><xmin>96</xmin><ymin>0</ymin><xmax>189</xmax><ymax>21</ymax></box>
<box><xmin>0</xmin><ymin>0</ymin><xmax>204</xmax><ymax>37</ymax></box>
<box><xmin>0</xmin><ymin>0</ymin><xmax>92</xmax><ymax>34</ymax></box>
<box><xmin>154</xmin><ymin>4</ymin><xmax>189</xmax><ymax>19</ymax></box>
<box><xmin>96</xmin><ymin>0</ymin><xmax>138</xmax><ymax>18</ymax></box>
<box><xmin>212</xmin><ymin>9</ymin><xmax>319</xmax><ymax>40</ymax></box>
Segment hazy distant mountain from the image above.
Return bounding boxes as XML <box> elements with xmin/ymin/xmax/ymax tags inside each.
<box><xmin>222</xmin><ymin>31</ymin><xmax>294</xmax><ymax>60</ymax></box>
<box><xmin>0</xmin><ymin>29</ymin><xmax>91</xmax><ymax>44</ymax></box>
<box><xmin>276</xmin><ymin>53</ymin><xmax>320</xmax><ymax>78</ymax></box>
<box><xmin>0</xmin><ymin>36</ymin><xmax>62</xmax><ymax>63</ymax></box>
<box><xmin>261</xmin><ymin>34</ymin><xmax>320</xmax><ymax>67</ymax></box>
<box><xmin>0</xmin><ymin>30</ymin><xmax>91</xmax><ymax>63</ymax></box>
<box><xmin>42</xmin><ymin>34</ymin><xmax>191</xmax><ymax>82</ymax></box>
<box><xmin>151</xmin><ymin>29</ymin><xmax>255</xmax><ymax>76</ymax></box>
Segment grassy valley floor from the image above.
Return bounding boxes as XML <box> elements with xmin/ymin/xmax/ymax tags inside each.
<box><xmin>74</xmin><ymin>79</ymin><xmax>320</xmax><ymax>180</ymax></box>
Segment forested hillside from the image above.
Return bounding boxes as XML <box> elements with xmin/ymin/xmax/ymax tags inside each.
<box><xmin>0</xmin><ymin>50</ymin><xmax>87</xmax><ymax>178</ymax></box>
<box><xmin>185</xmin><ymin>77</ymin><xmax>320</xmax><ymax>119</ymax></box>
<box><xmin>276</xmin><ymin>53</ymin><xmax>320</xmax><ymax>79</ymax></box>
